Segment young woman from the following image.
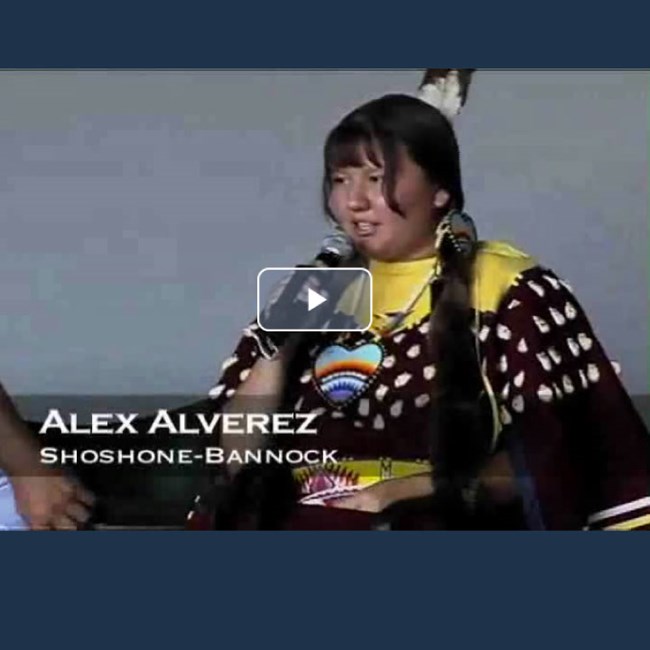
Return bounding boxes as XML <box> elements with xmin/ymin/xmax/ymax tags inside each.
<box><xmin>193</xmin><ymin>91</ymin><xmax>650</xmax><ymax>530</ymax></box>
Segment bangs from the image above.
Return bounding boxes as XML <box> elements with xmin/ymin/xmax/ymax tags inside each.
<box><xmin>324</xmin><ymin>125</ymin><xmax>384</xmax><ymax>172</ymax></box>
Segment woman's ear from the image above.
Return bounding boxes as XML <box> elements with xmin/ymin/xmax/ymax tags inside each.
<box><xmin>433</xmin><ymin>188</ymin><xmax>451</xmax><ymax>210</ymax></box>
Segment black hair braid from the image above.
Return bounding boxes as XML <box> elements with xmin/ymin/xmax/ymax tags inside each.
<box><xmin>428</xmin><ymin>232</ymin><xmax>492</xmax><ymax>528</ymax></box>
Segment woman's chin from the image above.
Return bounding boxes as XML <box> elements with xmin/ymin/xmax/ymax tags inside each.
<box><xmin>354</xmin><ymin>237</ymin><xmax>394</xmax><ymax>261</ymax></box>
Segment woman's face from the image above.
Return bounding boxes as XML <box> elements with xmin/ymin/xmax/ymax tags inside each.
<box><xmin>327</xmin><ymin>147</ymin><xmax>449</xmax><ymax>263</ymax></box>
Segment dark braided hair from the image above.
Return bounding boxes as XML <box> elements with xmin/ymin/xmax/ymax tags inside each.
<box><xmin>323</xmin><ymin>94</ymin><xmax>492</xmax><ymax>527</ymax></box>
<box><xmin>428</xmin><ymin>222</ymin><xmax>491</xmax><ymax>527</ymax></box>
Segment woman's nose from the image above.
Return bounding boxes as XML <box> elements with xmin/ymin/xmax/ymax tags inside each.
<box><xmin>347</xmin><ymin>182</ymin><xmax>371</xmax><ymax>211</ymax></box>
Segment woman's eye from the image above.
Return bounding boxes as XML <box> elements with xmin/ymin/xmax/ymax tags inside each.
<box><xmin>369</xmin><ymin>175</ymin><xmax>383</xmax><ymax>183</ymax></box>
<box><xmin>331</xmin><ymin>176</ymin><xmax>346</xmax><ymax>185</ymax></box>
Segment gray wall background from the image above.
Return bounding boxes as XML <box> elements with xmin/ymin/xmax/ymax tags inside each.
<box><xmin>0</xmin><ymin>70</ymin><xmax>646</xmax><ymax>396</ymax></box>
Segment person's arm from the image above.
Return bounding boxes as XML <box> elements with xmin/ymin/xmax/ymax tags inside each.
<box><xmin>219</xmin><ymin>350</ymin><xmax>291</xmax><ymax>477</ymax></box>
<box><xmin>327</xmin><ymin>473</ymin><xmax>434</xmax><ymax>513</ymax></box>
<box><xmin>481</xmin><ymin>266</ymin><xmax>650</xmax><ymax>530</ymax></box>
<box><xmin>0</xmin><ymin>384</ymin><xmax>93</xmax><ymax>530</ymax></box>
<box><xmin>0</xmin><ymin>384</ymin><xmax>43</xmax><ymax>475</ymax></box>
<box><xmin>328</xmin><ymin>448</ymin><xmax>519</xmax><ymax>514</ymax></box>
<box><xmin>189</xmin><ymin>327</ymin><xmax>301</xmax><ymax>529</ymax></box>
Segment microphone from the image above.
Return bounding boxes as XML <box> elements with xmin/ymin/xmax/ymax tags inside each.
<box><xmin>310</xmin><ymin>227</ymin><xmax>355</xmax><ymax>269</ymax></box>
<box><xmin>255</xmin><ymin>228</ymin><xmax>355</xmax><ymax>359</ymax></box>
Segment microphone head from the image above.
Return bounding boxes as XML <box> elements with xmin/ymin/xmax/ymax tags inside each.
<box><xmin>320</xmin><ymin>227</ymin><xmax>354</xmax><ymax>261</ymax></box>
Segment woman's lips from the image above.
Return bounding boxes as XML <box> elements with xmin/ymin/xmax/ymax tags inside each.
<box><xmin>353</xmin><ymin>221</ymin><xmax>379</xmax><ymax>238</ymax></box>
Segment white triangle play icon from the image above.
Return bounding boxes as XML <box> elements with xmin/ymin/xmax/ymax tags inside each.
<box><xmin>307</xmin><ymin>287</ymin><xmax>327</xmax><ymax>312</ymax></box>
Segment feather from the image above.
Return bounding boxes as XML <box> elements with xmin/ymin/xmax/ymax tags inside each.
<box><xmin>418</xmin><ymin>68</ymin><xmax>476</xmax><ymax>120</ymax></box>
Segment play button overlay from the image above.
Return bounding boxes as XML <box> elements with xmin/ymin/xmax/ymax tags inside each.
<box><xmin>257</xmin><ymin>267</ymin><xmax>372</xmax><ymax>333</ymax></box>
<box><xmin>307</xmin><ymin>287</ymin><xmax>327</xmax><ymax>312</ymax></box>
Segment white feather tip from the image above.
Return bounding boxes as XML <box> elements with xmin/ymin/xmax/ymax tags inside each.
<box><xmin>418</xmin><ymin>69</ymin><xmax>466</xmax><ymax>121</ymax></box>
